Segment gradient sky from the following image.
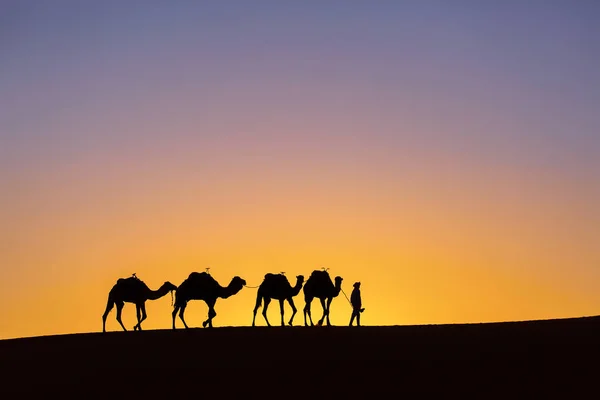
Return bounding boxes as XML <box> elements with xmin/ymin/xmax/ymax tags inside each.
<box><xmin>1</xmin><ymin>0</ymin><xmax>599</xmax><ymax>339</ymax></box>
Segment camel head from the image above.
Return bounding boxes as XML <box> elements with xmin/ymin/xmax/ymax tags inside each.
<box><xmin>229</xmin><ymin>276</ymin><xmax>247</xmax><ymax>294</ymax></box>
<box><xmin>334</xmin><ymin>276</ymin><xmax>343</xmax><ymax>288</ymax></box>
<box><xmin>296</xmin><ymin>275</ymin><xmax>305</xmax><ymax>284</ymax></box>
<box><xmin>162</xmin><ymin>281</ymin><xmax>178</xmax><ymax>292</ymax></box>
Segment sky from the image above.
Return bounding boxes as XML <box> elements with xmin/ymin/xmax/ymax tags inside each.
<box><xmin>1</xmin><ymin>0</ymin><xmax>599</xmax><ymax>339</ymax></box>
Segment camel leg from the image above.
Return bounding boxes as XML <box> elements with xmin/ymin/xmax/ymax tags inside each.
<box><xmin>206</xmin><ymin>307</ymin><xmax>217</xmax><ymax>328</ymax></box>
<box><xmin>172</xmin><ymin>304</ymin><xmax>180</xmax><ymax>329</ymax></box>
<box><xmin>179</xmin><ymin>303</ymin><xmax>189</xmax><ymax>329</ymax></box>
<box><xmin>115</xmin><ymin>301</ymin><xmax>127</xmax><ymax>331</ymax></box>
<box><xmin>141</xmin><ymin>303</ymin><xmax>147</xmax><ymax>329</ymax></box>
<box><xmin>262</xmin><ymin>297</ymin><xmax>272</xmax><ymax>327</ymax></box>
<box><xmin>287</xmin><ymin>298</ymin><xmax>297</xmax><ymax>326</ymax></box>
<box><xmin>203</xmin><ymin>299</ymin><xmax>216</xmax><ymax>328</ymax></box>
<box><xmin>304</xmin><ymin>296</ymin><xmax>314</xmax><ymax>326</ymax></box>
<box><xmin>102</xmin><ymin>298</ymin><xmax>114</xmax><ymax>333</ymax></box>
<box><xmin>252</xmin><ymin>293</ymin><xmax>263</xmax><ymax>327</ymax></box>
<box><xmin>317</xmin><ymin>297</ymin><xmax>327</xmax><ymax>326</ymax></box>
<box><xmin>136</xmin><ymin>303</ymin><xmax>147</xmax><ymax>331</ymax></box>
<box><xmin>325</xmin><ymin>297</ymin><xmax>333</xmax><ymax>326</ymax></box>
<box><xmin>279</xmin><ymin>299</ymin><xmax>285</xmax><ymax>326</ymax></box>
<box><xmin>134</xmin><ymin>304</ymin><xmax>142</xmax><ymax>331</ymax></box>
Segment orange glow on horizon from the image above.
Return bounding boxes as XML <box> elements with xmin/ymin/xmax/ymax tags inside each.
<box><xmin>2</xmin><ymin>2</ymin><xmax>599</xmax><ymax>340</ymax></box>
<box><xmin>1</xmin><ymin>152</ymin><xmax>598</xmax><ymax>339</ymax></box>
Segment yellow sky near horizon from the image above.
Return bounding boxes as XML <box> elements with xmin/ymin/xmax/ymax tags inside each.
<box><xmin>1</xmin><ymin>154</ymin><xmax>598</xmax><ymax>339</ymax></box>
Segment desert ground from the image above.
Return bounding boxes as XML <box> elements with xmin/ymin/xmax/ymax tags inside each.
<box><xmin>2</xmin><ymin>316</ymin><xmax>599</xmax><ymax>397</ymax></box>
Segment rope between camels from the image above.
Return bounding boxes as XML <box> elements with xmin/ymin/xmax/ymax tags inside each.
<box><xmin>244</xmin><ymin>284</ymin><xmax>260</xmax><ymax>289</ymax></box>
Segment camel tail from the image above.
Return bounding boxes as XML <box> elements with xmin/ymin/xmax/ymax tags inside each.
<box><xmin>172</xmin><ymin>290</ymin><xmax>185</xmax><ymax>309</ymax></box>
<box><xmin>254</xmin><ymin>291</ymin><xmax>263</xmax><ymax>309</ymax></box>
<box><xmin>102</xmin><ymin>295</ymin><xmax>114</xmax><ymax>320</ymax></box>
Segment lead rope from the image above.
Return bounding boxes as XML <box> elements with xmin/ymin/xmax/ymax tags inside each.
<box><xmin>341</xmin><ymin>287</ymin><xmax>365</xmax><ymax>313</ymax></box>
<box><xmin>340</xmin><ymin>287</ymin><xmax>353</xmax><ymax>308</ymax></box>
<box><xmin>170</xmin><ymin>290</ymin><xmax>174</xmax><ymax>306</ymax></box>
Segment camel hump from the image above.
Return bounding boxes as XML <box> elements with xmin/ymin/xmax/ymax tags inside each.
<box><xmin>264</xmin><ymin>272</ymin><xmax>288</xmax><ymax>284</ymax></box>
<box><xmin>188</xmin><ymin>271</ymin><xmax>207</xmax><ymax>280</ymax></box>
<box><xmin>309</xmin><ymin>270</ymin><xmax>334</xmax><ymax>285</ymax></box>
<box><xmin>116</xmin><ymin>276</ymin><xmax>147</xmax><ymax>290</ymax></box>
<box><xmin>310</xmin><ymin>270</ymin><xmax>330</xmax><ymax>279</ymax></box>
<box><xmin>188</xmin><ymin>271</ymin><xmax>217</xmax><ymax>285</ymax></box>
<box><xmin>117</xmin><ymin>276</ymin><xmax>144</xmax><ymax>284</ymax></box>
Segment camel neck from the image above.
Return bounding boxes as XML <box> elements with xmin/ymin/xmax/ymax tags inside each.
<box><xmin>291</xmin><ymin>281</ymin><xmax>303</xmax><ymax>296</ymax></box>
<box><xmin>218</xmin><ymin>284</ymin><xmax>235</xmax><ymax>299</ymax></box>
<box><xmin>148</xmin><ymin>286</ymin><xmax>170</xmax><ymax>301</ymax></box>
<box><xmin>333</xmin><ymin>284</ymin><xmax>342</xmax><ymax>296</ymax></box>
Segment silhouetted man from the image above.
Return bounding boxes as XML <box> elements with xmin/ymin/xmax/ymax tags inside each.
<box><xmin>349</xmin><ymin>282</ymin><xmax>364</xmax><ymax>326</ymax></box>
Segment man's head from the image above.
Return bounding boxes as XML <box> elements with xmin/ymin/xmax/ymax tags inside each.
<box><xmin>353</xmin><ymin>282</ymin><xmax>361</xmax><ymax>288</ymax></box>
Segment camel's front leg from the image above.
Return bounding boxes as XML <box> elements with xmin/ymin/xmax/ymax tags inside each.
<box><xmin>203</xmin><ymin>299</ymin><xmax>216</xmax><ymax>328</ymax></box>
<box><xmin>172</xmin><ymin>304</ymin><xmax>180</xmax><ymax>329</ymax></box>
<box><xmin>116</xmin><ymin>302</ymin><xmax>127</xmax><ymax>331</ymax></box>
<box><xmin>287</xmin><ymin>298</ymin><xmax>297</xmax><ymax>326</ymax></box>
<box><xmin>279</xmin><ymin>299</ymin><xmax>285</xmax><ymax>326</ymax></box>
<box><xmin>317</xmin><ymin>297</ymin><xmax>328</xmax><ymax>326</ymax></box>
<box><xmin>133</xmin><ymin>304</ymin><xmax>142</xmax><ymax>331</ymax></box>
<box><xmin>134</xmin><ymin>305</ymin><xmax>140</xmax><ymax>330</ymax></box>
<box><xmin>136</xmin><ymin>303</ymin><xmax>147</xmax><ymax>330</ymax></box>
<box><xmin>303</xmin><ymin>296</ymin><xmax>314</xmax><ymax>326</ymax></box>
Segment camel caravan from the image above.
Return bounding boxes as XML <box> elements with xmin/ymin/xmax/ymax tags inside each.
<box><xmin>102</xmin><ymin>268</ymin><xmax>364</xmax><ymax>333</ymax></box>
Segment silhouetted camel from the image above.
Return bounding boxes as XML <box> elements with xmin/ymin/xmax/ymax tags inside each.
<box><xmin>172</xmin><ymin>272</ymin><xmax>246</xmax><ymax>329</ymax></box>
<box><xmin>252</xmin><ymin>273</ymin><xmax>305</xmax><ymax>327</ymax></box>
<box><xmin>303</xmin><ymin>270</ymin><xmax>343</xmax><ymax>327</ymax></box>
<box><xmin>102</xmin><ymin>274</ymin><xmax>177</xmax><ymax>332</ymax></box>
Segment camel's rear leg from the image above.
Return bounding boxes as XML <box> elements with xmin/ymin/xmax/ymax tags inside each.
<box><xmin>178</xmin><ymin>303</ymin><xmax>189</xmax><ymax>329</ymax></box>
<box><xmin>102</xmin><ymin>298</ymin><xmax>114</xmax><ymax>333</ymax></box>
<box><xmin>115</xmin><ymin>301</ymin><xmax>127</xmax><ymax>331</ymax></box>
<box><xmin>287</xmin><ymin>297</ymin><xmax>297</xmax><ymax>326</ymax></box>
<box><xmin>252</xmin><ymin>293</ymin><xmax>263</xmax><ymax>327</ymax></box>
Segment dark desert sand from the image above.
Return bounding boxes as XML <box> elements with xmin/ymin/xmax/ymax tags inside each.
<box><xmin>2</xmin><ymin>316</ymin><xmax>599</xmax><ymax>397</ymax></box>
